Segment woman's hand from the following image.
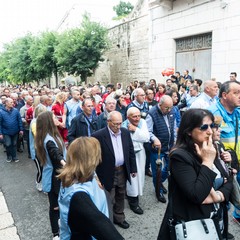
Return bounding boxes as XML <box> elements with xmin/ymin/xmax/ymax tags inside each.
<box><xmin>195</xmin><ymin>135</ymin><xmax>216</xmax><ymax>169</ymax></box>
<box><xmin>220</xmin><ymin>151</ymin><xmax>232</xmax><ymax>162</ymax></box>
<box><xmin>202</xmin><ymin>188</ymin><xmax>225</xmax><ymax>204</ymax></box>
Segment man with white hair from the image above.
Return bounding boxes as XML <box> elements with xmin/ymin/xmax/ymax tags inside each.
<box><xmin>92</xmin><ymin>111</ymin><xmax>137</xmax><ymax>229</ymax></box>
<box><xmin>126</xmin><ymin>88</ymin><xmax>149</xmax><ymax>119</ymax></box>
<box><xmin>122</xmin><ymin>107</ymin><xmax>149</xmax><ymax>215</ymax></box>
<box><xmin>91</xmin><ymin>85</ymin><xmax>102</xmax><ymax>104</ymax></box>
<box><xmin>97</xmin><ymin>95</ymin><xmax>116</xmax><ymax>129</ymax></box>
<box><xmin>190</xmin><ymin>80</ymin><xmax>218</xmax><ymax>109</ymax></box>
<box><xmin>146</xmin><ymin>95</ymin><xmax>176</xmax><ymax>203</ymax></box>
<box><xmin>20</xmin><ymin>95</ymin><xmax>33</xmax><ymax>157</ymax></box>
<box><xmin>126</xmin><ymin>87</ymin><xmax>152</xmax><ymax>177</ymax></box>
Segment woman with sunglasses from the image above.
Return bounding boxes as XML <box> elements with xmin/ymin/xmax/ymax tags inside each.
<box><xmin>157</xmin><ymin>109</ymin><xmax>233</xmax><ymax>240</ymax></box>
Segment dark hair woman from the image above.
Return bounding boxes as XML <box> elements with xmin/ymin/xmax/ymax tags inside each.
<box><xmin>36</xmin><ymin>111</ymin><xmax>66</xmax><ymax>240</ymax></box>
<box><xmin>157</xmin><ymin>109</ymin><xmax>233</xmax><ymax>240</ymax></box>
<box><xmin>155</xmin><ymin>83</ymin><xmax>166</xmax><ymax>102</ymax></box>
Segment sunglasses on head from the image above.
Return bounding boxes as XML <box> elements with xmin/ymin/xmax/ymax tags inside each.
<box><xmin>199</xmin><ymin>123</ymin><xmax>215</xmax><ymax>131</ymax></box>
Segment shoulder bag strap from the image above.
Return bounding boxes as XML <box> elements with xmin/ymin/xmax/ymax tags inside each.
<box><xmin>83</xmin><ymin>113</ymin><xmax>96</xmax><ymax>131</ymax></box>
<box><xmin>234</xmin><ymin>113</ymin><xmax>238</xmax><ymax>151</ymax></box>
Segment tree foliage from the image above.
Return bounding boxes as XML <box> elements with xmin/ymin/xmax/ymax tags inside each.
<box><xmin>6</xmin><ymin>34</ymin><xmax>36</xmax><ymax>84</ymax></box>
<box><xmin>55</xmin><ymin>14</ymin><xmax>109</xmax><ymax>83</ymax></box>
<box><xmin>113</xmin><ymin>1</ymin><xmax>134</xmax><ymax>18</ymax></box>
<box><xmin>29</xmin><ymin>31</ymin><xmax>60</xmax><ymax>86</ymax></box>
<box><xmin>0</xmin><ymin>47</ymin><xmax>12</xmax><ymax>82</ymax></box>
<box><xmin>0</xmin><ymin>14</ymin><xmax>109</xmax><ymax>85</ymax></box>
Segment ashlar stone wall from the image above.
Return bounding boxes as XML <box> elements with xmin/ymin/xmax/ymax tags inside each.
<box><xmin>90</xmin><ymin>2</ymin><xmax>150</xmax><ymax>88</ymax></box>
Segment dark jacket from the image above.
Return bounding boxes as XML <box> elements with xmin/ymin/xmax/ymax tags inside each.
<box><xmin>158</xmin><ymin>148</ymin><xmax>232</xmax><ymax>240</ymax></box>
<box><xmin>148</xmin><ymin>105</ymin><xmax>175</xmax><ymax>153</ymax></box>
<box><xmin>126</xmin><ymin>101</ymin><xmax>149</xmax><ymax>119</ymax></box>
<box><xmin>92</xmin><ymin>127</ymin><xmax>137</xmax><ymax>191</ymax></box>
<box><xmin>67</xmin><ymin>112</ymin><xmax>98</xmax><ymax>144</ymax></box>
<box><xmin>214</xmin><ymin>141</ymin><xmax>234</xmax><ymax>238</ymax></box>
<box><xmin>115</xmin><ymin>103</ymin><xmax>126</xmax><ymax>121</ymax></box>
<box><xmin>46</xmin><ymin>140</ymin><xmax>65</xmax><ymax>194</ymax></box>
<box><xmin>96</xmin><ymin>111</ymin><xmax>108</xmax><ymax>130</ymax></box>
<box><xmin>0</xmin><ymin>107</ymin><xmax>23</xmax><ymax>135</ymax></box>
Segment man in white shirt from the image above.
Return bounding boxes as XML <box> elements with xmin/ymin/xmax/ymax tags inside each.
<box><xmin>190</xmin><ymin>80</ymin><xmax>218</xmax><ymax>109</ymax></box>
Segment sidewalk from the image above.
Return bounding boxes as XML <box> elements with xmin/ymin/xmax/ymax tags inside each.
<box><xmin>0</xmin><ymin>191</ymin><xmax>20</xmax><ymax>240</ymax></box>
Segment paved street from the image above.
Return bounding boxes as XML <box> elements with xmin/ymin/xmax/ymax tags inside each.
<box><xmin>0</xmin><ymin>144</ymin><xmax>239</xmax><ymax>240</ymax></box>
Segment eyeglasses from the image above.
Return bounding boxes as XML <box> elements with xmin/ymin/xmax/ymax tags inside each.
<box><xmin>199</xmin><ymin>123</ymin><xmax>215</xmax><ymax>131</ymax></box>
<box><xmin>164</xmin><ymin>106</ymin><xmax>172</xmax><ymax>111</ymax></box>
<box><xmin>138</xmin><ymin>94</ymin><xmax>146</xmax><ymax>97</ymax></box>
<box><xmin>110</xmin><ymin>120</ymin><xmax>122</xmax><ymax>127</ymax></box>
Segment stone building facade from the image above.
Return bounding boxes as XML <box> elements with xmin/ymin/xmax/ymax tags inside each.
<box><xmin>89</xmin><ymin>0</ymin><xmax>149</xmax><ymax>88</ymax></box>
<box><xmin>91</xmin><ymin>0</ymin><xmax>240</xmax><ymax>86</ymax></box>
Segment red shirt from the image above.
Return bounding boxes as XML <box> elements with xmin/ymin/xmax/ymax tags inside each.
<box><xmin>26</xmin><ymin>107</ymin><xmax>34</xmax><ymax>124</ymax></box>
<box><xmin>52</xmin><ymin>102</ymin><xmax>64</xmax><ymax>122</ymax></box>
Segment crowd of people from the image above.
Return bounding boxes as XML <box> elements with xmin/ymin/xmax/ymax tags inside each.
<box><xmin>0</xmin><ymin>70</ymin><xmax>239</xmax><ymax>240</ymax></box>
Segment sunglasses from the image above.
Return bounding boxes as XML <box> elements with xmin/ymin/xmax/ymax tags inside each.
<box><xmin>199</xmin><ymin>123</ymin><xmax>215</xmax><ymax>131</ymax></box>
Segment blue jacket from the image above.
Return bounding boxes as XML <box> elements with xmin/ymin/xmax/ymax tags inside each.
<box><xmin>42</xmin><ymin>134</ymin><xmax>67</xmax><ymax>192</ymax></box>
<box><xmin>208</xmin><ymin>100</ymin><xmax>240</xmax><ymax>161</ymax></box>
<box><xmin>58</xmin><ymin>177</ymin><xmax>109</xmax><ymax>240</ymax></box>
<box><xmin>0</xmin><ymin>107</ymin><xmax>23</xmax><ymax>135</ymax></box>
<box><xmin>29</xmin><ymin>118</ymin><xmax>36</xmax><ymax>160</ymax></box>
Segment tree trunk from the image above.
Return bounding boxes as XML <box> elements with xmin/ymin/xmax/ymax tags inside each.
<box><xmin>80</xmin><ymin>72</ymin><xmax>88</xmax><ymax>84</ymax></box>
<box><xmin>54</xmin><ymin>67</ymin><xmax>58</xmax><ymax>87</ymax></box>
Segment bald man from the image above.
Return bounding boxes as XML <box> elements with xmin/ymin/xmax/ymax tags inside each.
<box><xmin>92</xmin><ymin>111</ymin><xmax>137</xmax><ymax>229</ymax></box>
<box><xmin>146</xmin><ymin>95</ymin><xmax>176</xmax><ymax>203</ymax></box>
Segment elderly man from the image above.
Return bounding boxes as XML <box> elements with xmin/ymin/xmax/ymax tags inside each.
<box><xmin>97</xmin><ymin>95</ymin><xmax>116</xmax><ymax>129</ymax></box>
<box><xmin>208</xmin><ymin>80</ymin><xmax>240</xmax><ymax>225</ymax></box>
<box><xmin>190</xmin><ymin>80</ymin><xmax>218</xmax><ymax>109</ymax></box>
<box><xmin>20</xmin><ymin>95</ymin><xmax>33</xmax><ymax>158</ymax></box>
<box><xmin>146</xmin><ymin>95</ymin><xmax>176</xmax><ymax>203</ymax></box>
<box><xmin>126</xmin><ymin>88</ymin><xmax>149</xmax><ymax>119</ymax></box>
<box><xmin>126</xmin><ymin>88</ymin><xmax>152</xmax><ymax>177</ymax></box>
<box><xmin>122</xmin><ymin>107</ymin><xmax>149</xmax><ymax>215</ymax></box>
<box><xmin>91</xmin><ymin>85</ymin><xmax>102</xmax><ymax>104</ymax></box>
<box><xmin>92</xmin><ymin>111</ymin><xmax>137</xmax><ymax>229</ymax></box>
<box><xmin>0</xmin><ymin>98</ymin><xmax>23</xmax><ymax>162</ymax></box>
<box><xmin>67</xmin><ymin>99</ymin><xmax>98</xmax><ymax>144</ymax></box>
<box><xmin>186</xmin><ymin>84</ymin><xmax>200</xmax><ymax>109</ymax></box>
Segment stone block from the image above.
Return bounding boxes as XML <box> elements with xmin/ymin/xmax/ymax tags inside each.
<box><xmin>0</xmin><ymin>212</ymin><xmax>14</xmax><ymax>230</ymax></box>
<box><xmin>0</xmin><ymin>196</ymin><xmax>8</xmax><ymax>215</ymax></box>
<box><xmin>0</xmin><ymin>227</ymin><xmax>20</xmax><ymax>240</ymax></box>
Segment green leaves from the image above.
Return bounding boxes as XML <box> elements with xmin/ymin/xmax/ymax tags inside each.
<box><xmin>113</xmin><ymin>1</ymin><xmax>134</xmax><ymax>18</ymax></box>
<box><xmin>54</xmin><ymin>14</ymin><xmax>109</xmax><ymax>83</ymax></box>
<box><xmin>0</xmin><ymin>14</ymin><xmax>109</xmax><ymax>85</ymax></box>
